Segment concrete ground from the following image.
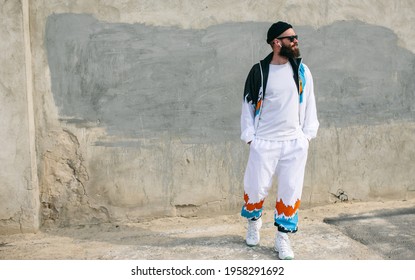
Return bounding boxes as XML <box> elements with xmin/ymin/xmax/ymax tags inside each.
<box><xmin>0</xmin><ymin>199</ymin><xmax>414</xmax><ymax>260</ymax></box>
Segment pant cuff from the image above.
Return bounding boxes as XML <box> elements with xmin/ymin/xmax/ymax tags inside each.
<box><xmin>274</xmin><ymin>222</ymin><xmax>298</xmax><ymax>233</ymax></box>
<box><xmin>241</xmin><ymin>205</ymin><xmax>262</xmax><ymax>220</ymax></box>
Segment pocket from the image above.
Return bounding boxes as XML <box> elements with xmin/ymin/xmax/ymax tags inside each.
<box><xmin>301</xmin><ymin>133</ymin><xmax>310</xmax><ymax>149</ymax></box>
<box><xmin>249</xmin><ymin>137</ymin><xmax>257</xmax><ymax>150</ymax></box>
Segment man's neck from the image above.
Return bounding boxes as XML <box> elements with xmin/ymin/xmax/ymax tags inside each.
<box><xmin>270</xmin><ymin>53</ymin><xmax>289</xmax><ymax>65</ymax></box>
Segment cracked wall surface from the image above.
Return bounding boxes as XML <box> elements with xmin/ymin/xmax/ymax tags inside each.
<box><xmin>40</xmin><ymin>129</ymin><xmax>110</xmax><ymax>227</ymax></box>
<box><xmin>1</xmin><ymin>0</ymin><xmax>415</xmax><ymax>233</ymax></box>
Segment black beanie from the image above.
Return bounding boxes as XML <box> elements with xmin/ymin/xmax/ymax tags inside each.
<box><xmin>266</xmin><ymin>21</ymin><xmax>293</xmax><ymax>44</ymax></box>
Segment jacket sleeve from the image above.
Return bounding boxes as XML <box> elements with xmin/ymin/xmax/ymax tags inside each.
<box><xmin>240</xmin><ymin>65</ymin><xmax>257</xmax><ymax>143</ymax></box>
<box><xmin>302</xmin><ymin>66</ymin><xmax>319</xmax><ymax>140</ymax></box>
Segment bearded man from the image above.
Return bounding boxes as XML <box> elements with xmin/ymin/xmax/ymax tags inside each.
<box><xmin>240</xmin><ymin>21</ymin><xmax>319</xmax><ymax>260</ymax></box>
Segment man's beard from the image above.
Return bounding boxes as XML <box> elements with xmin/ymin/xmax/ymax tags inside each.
<box><xmin>279</xmin><ymin>44</ymin><xmax>301</xmax><ymax>58</ymax></box>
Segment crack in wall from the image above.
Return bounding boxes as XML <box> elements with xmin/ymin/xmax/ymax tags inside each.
<box><xmin>40</xmin><ymin>128</ymin><xmax>110</xmax><ymax>227</ymax></box>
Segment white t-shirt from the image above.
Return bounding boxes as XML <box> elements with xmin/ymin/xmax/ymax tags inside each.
<box><xmin>255</xmin><ymin>62</ymin><xmax>302</xmax><ymax>141</ymax></box>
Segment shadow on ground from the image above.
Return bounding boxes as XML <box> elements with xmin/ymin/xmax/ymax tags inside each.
<box><xmin>324</xmin><ymin>207</ymin><xmax>415</xmax><ymax>259</ymax></box>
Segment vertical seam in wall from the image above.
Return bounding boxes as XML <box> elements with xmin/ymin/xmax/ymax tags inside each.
<box><xmin>22</xmin><ymin>0</ymin><xmax>40</xmax><ymax>230</ymax></box>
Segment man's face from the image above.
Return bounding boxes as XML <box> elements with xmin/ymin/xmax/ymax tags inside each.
<box><xmin>277</xmin><ymin>29</ymin><xmax>300</xmax><ymax>58</ymax></box>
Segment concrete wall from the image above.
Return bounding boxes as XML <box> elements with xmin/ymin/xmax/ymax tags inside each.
<box><xmin>1</xmin><ymin>0</ymin><xmax>414</xmax><ymax>233</ymax></box>
<box><xmin>0</xmin><ymin>0</ymin><xmax>39</xmax><ymax>234</ymax></box>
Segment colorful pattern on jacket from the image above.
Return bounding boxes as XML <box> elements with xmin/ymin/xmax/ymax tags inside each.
<box><xmin>298</xmin><ymin>63</ymin><xmax>306</xmax><ymax>103</ymax></box>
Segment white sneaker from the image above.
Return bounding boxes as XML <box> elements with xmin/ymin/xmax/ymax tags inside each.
<box><xmin>274</xmin><ymin>232</ymin><xmax>294</xmax><ymax>260</ymax></box>
<box><xmin>246</xmin><ymin>218</ymin><xmax>262</xmax><ymax>246</ymax></box>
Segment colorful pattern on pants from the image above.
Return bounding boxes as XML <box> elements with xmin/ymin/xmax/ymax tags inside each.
<box><xmin>274</xmin><ymin>198</ymin><xmax>301</xmax><ymax>233</ymax></box>
<box><xmin>241</xmin><ymin>194</ymin><xmax>301</xmax><ymax>232</ymax></box>
<box><xmin>241</xmin><ymin>192</ymin><xmax>264</xmax><ymax>219</ymax></box>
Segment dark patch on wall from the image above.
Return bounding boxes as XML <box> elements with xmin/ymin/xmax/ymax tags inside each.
<box><xmin>301</xmin><ymin>21</ymin><xmax>415</xmax><ymax>127</ymax></box>
<box><xmin>46</xmin><ymin>14</ymin><xmax>267</xmax><ymax>145</ymax></box>
<box><xmin>46</xmin><ymin>14</ymin><xmax>415</xmax><ymax>145</ymax></box>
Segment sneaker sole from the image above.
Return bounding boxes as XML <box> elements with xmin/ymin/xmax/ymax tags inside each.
<box><xmin>246</xmin><ymin>241</ymin><xmax>259</xmax><ymax>247</ymax></box>
<box><xmin>274</xmin><ymin>248</ymin><xmax>294</xmax><ymax>260</ymax></box>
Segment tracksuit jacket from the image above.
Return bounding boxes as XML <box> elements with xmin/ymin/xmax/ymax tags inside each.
<box><xmin>241</xmin><ymin>52</ymin><xmax>319</xmax><ymax>144</ymax></box>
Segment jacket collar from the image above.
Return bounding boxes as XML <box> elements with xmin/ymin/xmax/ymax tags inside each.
<box><xmin>260</xmin><ymin>52</ymin><xmax>303</xmax><ymax>95</ymax></box>
<box><xmin>260</xmin><ymin>52</ymin><xmax>302</xmax><ymax>68</ymax></box>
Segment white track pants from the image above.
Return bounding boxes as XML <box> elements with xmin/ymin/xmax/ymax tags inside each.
<box><xmin>241</xmin><ymin>135</ymin><xmax>309</xmax><ymax>233</ymax></box>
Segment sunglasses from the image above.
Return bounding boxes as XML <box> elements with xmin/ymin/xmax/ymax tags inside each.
<box><xmin>276</xmin><ymin>35</ymin><xmax>298</xmax><ymax>42</ymax></box>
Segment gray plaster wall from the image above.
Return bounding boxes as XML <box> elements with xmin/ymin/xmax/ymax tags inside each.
<box><xmin>0</xmin><ymin>0</ymin><xmax>39</xmax><ymax>234</ymax></box>
<box><xmin>1</xmin><ymin>0</ymin><xmax>415</xmax><ymax>232</ymax></box>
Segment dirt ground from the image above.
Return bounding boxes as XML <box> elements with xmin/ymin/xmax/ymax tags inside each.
<box><xmin>1</xmin><ymin>198</ymin><xmax>414</xmax><ymax>260</ymax></box>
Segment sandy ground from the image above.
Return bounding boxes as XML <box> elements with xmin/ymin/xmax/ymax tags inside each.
<box><xmin>1</xmin><ymin>199</ymin><xmax>414</xmax><ymax>260</ymax></box>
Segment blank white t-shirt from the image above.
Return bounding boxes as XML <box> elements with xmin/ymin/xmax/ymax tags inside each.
<box><xmin>255</xmin><ymin>62</ymin><xmax>302</xmax><ymax>141</ymax></box>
